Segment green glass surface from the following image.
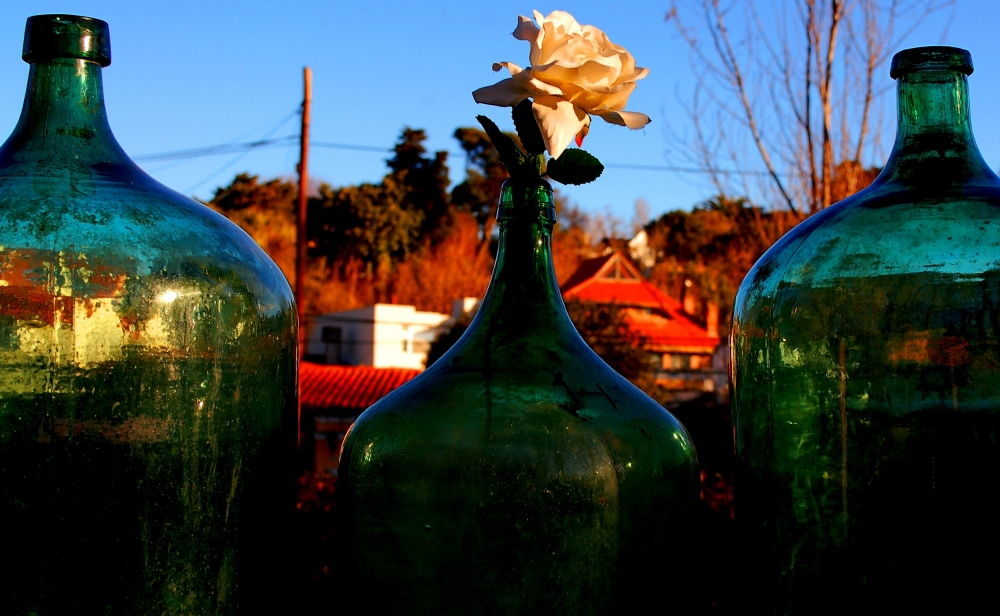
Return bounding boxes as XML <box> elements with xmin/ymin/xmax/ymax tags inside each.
<box><xmin>733</xmin><ymin>47</ymin><xmax>1000</xmax><ymax>612</ymax></box>
<box><xmin>0</xmin><ymin>15</ymin><xmax>297</xmax><ymax>614</ymax></box>
<box><xmin>338</xmin><ymin>178</ymin><xmax>698</xmax><ymax>614</ymax></box>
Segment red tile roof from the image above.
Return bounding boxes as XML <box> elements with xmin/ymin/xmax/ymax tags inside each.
<box><xmin>559</xmin><ymin>252</ymin><xmax>615</xmax><ymax>292</ymax></box>
<box><xmin>562</xmin><ymin>252</ymin><xmax>720</xmax><ymax>352</ymax></box>
<box><xmin>300</xmin><ymin>362</ymin><xmax>420</xmax><ymax>413</ymax></box>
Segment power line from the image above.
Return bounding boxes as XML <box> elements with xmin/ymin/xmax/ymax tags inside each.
<box><xmin>182</xmin><ymin>110</ymin><xmax>302</xmax><ymax>194</ymax></box>
<box><xmin>603</xmin><ymin>162</ymin><xmax>778</xmax><ymax>177</ymax></box>
<box><xmin>311</xmin><ymin>141</ymin><xmax>393</xmax><ymax>153</ymax></box>
<box><xmin>134</xmin><ymin>136</ymin><xmax>297</xmax><ymax>162</ymax></box>
<box><xmin>135</xmin><ymin>130</ymin><xmax>775</xmax><ymax>177</ymax></box>
<box><xmin>134</xmin><ymin>137</ymin><xmax>395</xmax><ymax>161</ymax></box>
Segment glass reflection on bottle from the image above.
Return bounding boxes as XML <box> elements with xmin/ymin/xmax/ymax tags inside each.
<box><xmin>0</xmin><ymin>15</ymin><xmax>297</xmax><ymax>614</ymax></box>
<box><xmin>733</xmin><ymin>47</ymin><xmax>1000</xmax><ymax>612</ymax></box>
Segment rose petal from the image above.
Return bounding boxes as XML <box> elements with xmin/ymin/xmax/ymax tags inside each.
<box><xmin>473</xmin><ymin>79</ymin><xmax>532</xmax><ymax>107</ymax></box>
<box><xmin>492</xmin><ymin>61</ymin><xmax>524</xmax><ymax>75</ymax></box>
<box><xmin>578</xmin><ymin>58</ymin><xmax>622</xmax><ymax>87</ymax></box>
<box><xmin>513</xmin><ymin>15</ymin><xmax>540</xmax><ymax>42</ymax></box>
<box><xmin>559</xmin><ymin>81</ymin><xmax>636</xmax><ymax>112</ymax></box>
<box><xmin>540</xmin><ymin>10</ymin><xmax>584</xmax><ymax>36</ymax></box>
<box><xmin>514</xmin><ymin>69</ymin><xmax>564</xmax><ymax>97</ymax></box>
<box><xmin>532</xmin><ymin>95</ymin><xmax>590</xmax><ymax>160</ymax></box>
<box><xmin>535</xmin><ymin>61</ymin><xmax>619</xmax><ymax>90</ymax></box>
<box><xmin>629</xmin><ymin>66</ymin><xmax>650</xmax><ymax>82</ymax></box>
<box><xmin>593</xmin><ymin>109</ymin><xmax>651</xmax><ymax>129</ymax></box>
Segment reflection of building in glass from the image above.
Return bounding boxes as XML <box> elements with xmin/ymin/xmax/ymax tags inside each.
<box><xmin>0</xmin><ymin>248</ymin><xmax>127</xmax><ymax>393</ymax></box>
<box><xmin>0</xmin><ymin>246</ymin><xmax>214</xmax><ymax>396</ymax></box>
<box><xmin>561</xmin><ymin>251</ymin><xmax>724</xmax><ymax>403</ymax></box>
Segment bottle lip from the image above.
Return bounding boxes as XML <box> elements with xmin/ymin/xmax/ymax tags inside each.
<box><xmin>22</xmin><ymin>14</ymin><xmax>111</xmax><ymax>67</ymax></box>
<box><xmin>890</xmin><ymin>46</ymin><xmax>972</xmax><ymax>80</ymax></box>
<box><xmin>497</xmin><ymin>178</ymin><xmax>557</xmax><ymax>223</ymax></box>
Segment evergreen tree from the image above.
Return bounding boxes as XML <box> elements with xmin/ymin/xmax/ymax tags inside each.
<box><xmin>385</xmin><ymin>128</ymin><xmax>451</xmax><ymax>237</ymax></box>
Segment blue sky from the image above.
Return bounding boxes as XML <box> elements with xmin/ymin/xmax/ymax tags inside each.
<box><xmin>0</xmin><ymin>1</ymin><xmax>997</xmax><ymax>225</ymax></box>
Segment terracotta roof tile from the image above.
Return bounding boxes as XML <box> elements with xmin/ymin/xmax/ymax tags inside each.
<box><xmin>559</xmin><ymin>253</ymin><xmax>614</xmax><ymax>293</ymax></box>
<box><xmin>562</xmin><ymin>251</ymin><xmax>720</xmax><ymax>351</ymax></box>
<box><xmin>301</xmin><ymin>362</ymin><xmax>420</xmax><ymax>413</ymax></box>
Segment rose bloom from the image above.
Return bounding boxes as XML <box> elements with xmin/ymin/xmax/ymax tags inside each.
<box><xmin>473</xmin><ymin>10</ymin><xmax>651</xmax><ymax>160</ymax></box>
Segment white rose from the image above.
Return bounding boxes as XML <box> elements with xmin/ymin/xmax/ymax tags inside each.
<box><xmin>473</xmin><ymin>10</ymin><xmax>651</xmax><ymax>160</ymax></box>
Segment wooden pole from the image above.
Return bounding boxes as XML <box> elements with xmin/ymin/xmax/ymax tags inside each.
<box><xmin>297</xmin><ymin>67</ymin><xmax>311</xmax><ymax>449</ymax></box>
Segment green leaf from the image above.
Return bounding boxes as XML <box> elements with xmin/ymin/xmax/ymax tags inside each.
<box><xmin>475</xmin><ymin>115</ymin><xmax>523</xmax><ymax>171</ymax></box>
<box><xmin>511</xmin><ymin>99</ymin><xmax>546</xmax><ymax>155</ymax></box>
<box><xmin>545</xmin><ymin>149</ymin><xmax>604</xmax><ymax>185</ymax></box>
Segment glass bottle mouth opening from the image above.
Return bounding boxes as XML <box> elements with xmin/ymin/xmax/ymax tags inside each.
<box><xmin>496</xmin><ymin>179</ymin><xmax>557</xmax><ymax>224</ymax></box>
<box><xmin>22</xmin><ymin>14</ymin><xmax>111</xmax><ymax>67</ymax></box>
<box><xmin>890</xmin><ymin>46</ymin><xmax>971</xmax><ymax>80</ymax></box>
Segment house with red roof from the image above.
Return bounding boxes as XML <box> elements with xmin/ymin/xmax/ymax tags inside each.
<box><xmin>561</xmin><ymin>251</ymin><xmax>723</xmax><ymax>402</ymax></box>
<box><xmin>301</xmin><ymin>253</ymin><xmax>723</xmax><ymax>472</ymax></box>
<box><xmin>299</xmin><ymin>299</ymin><xmax>474</xmax><ymax>473</ymax></box>
<box><xmin>300</xmin><ymin>362</ymin><xmax>421</xmax><ymax>474</ymax></box>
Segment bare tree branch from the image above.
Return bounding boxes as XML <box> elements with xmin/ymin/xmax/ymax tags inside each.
<box><xmin>666</xmin><ymin>0</ymin><xmax>954</xmax><ymax>213</ymax></box>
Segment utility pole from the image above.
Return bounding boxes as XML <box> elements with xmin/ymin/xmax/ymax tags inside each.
<box><xmin>296</xmin><ymin>67</ymin><xmax>311</xmax><ymax>449</ymax></box>
<box><xmin>297</xmin><ymin>67</ymin><xmax>311</xmax><ymax>354</ymax></box>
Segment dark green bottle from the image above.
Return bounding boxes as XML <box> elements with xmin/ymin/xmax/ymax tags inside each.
<box><xmin>0</xmin><ymin>15</ymin><xmax>297</xmax><ymax>614</ymax></box>
<box><xmin>338</xmin><ymin>178</ymin><xmax>698</xmax><ymax>614</ymax></box>
<box><xmin>733</xmin><ymin>46</ymin><xmax>1000</xmax><ymax>613</ymax></box>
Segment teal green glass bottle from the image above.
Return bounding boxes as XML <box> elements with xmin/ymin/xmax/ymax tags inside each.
<box><xmin>0</xmin><ymin>16</ymin><xmax>297</xmax><ymax>614</ymax></box>
<box><xmin>338</xmin><ymin>177</ymin><xmax>698</xmax><ymax>614</ymax></box>
<box><xmin>733</xmin><ymin>47</ymin><xmax>1000</xmax><ymax>612</ymax></box>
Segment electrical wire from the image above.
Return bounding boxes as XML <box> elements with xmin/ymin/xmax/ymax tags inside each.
<box><xmin>181</xmin><ymin>109</ymin><xmax>302</xmax><ymax>194</ymax></box>
<box><xmin>134</xmin><ymin>136</ymin><xmax>297</xmax><ymax>162</ymax></box>
<box><xmin>135</xmin><ymin>128</ymin><xmax>777</xmax><ymax>178</ymax></box>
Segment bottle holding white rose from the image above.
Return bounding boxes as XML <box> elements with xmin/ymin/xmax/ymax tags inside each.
<box><xmin>338</xmin><ymin>12</ymin><xmax>697</xmax><ymax>614</ymax></box>
<box><xmin>337</xmin><ymin>177</ymin><xmax>697</xmax><ymax>614</ymax></box>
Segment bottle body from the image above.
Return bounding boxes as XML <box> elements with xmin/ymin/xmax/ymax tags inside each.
<box><xmin>733</xmin><ymin>47</ymin><xmax>1000</xmax><ymax>612</ymax></box>
<box><xmin>338</xmin><ymin>180</ymin><xmax>697</xmax><ymax>614</ymax></box>
<box><xmin>0</xmin><ymin>17</ymin><xmax>297</xmax><ymax>614</ymax></box>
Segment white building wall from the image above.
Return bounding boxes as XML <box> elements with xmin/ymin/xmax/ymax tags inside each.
<box><xmin>306</xmin><ymin>303</ymin><xmax>451</xmax><ymax>370</ymax></box>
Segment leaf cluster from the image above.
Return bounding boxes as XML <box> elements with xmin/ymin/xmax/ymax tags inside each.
<box><xmin>208</xmin><ymin>128</ymin><xmax>500</xmax><ymax>316</ymax></box>
<box><xmin>476</xmin><ymin>99</ymin><xmax>604</xmax><ymax>186</ymax></box>
<box><xmin>309</xmin><ymin>179</ymin><xmax>424</xmax><ymax>272</ymax></box>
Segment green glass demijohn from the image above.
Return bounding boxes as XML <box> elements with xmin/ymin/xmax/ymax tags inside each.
<box><xmin>0</xmin><ymin>15</ymin><xmax>297</xmax><ymax>614</ymax></box>
<box><xmin>733</xmin><ymin>46</ymin><xmax>1000</xmax><ymax>612</ymax></box>
<box><xmin>338</xmin><ymin>178</ymin><xmax>698</xmax><ymax>614</ymax></box>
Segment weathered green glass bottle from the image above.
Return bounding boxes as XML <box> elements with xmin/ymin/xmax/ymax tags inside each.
<box><xmin>733</xmin><ymin>46</ymin><xmax>1000</xmax><ymax>612</ymax></box>
<box><xmin>0</xmin><ymin>15</ymin><xmax>297</xmax><ymax>614</ymax></box>
<box><xmin>338</xmin><ymin>178</ymin><xmax>698</xmax><ymax>614</ymax></box>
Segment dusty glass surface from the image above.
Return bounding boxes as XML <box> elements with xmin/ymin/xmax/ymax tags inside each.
<box><xmin>733</xmin><ymin>47</ymin><xmax>1000</xmax><ymax>612</ymax></box>
<box><xmin>338</xmin><ymin>178</ymin><xmax>698</xmax><ymax>615</ymax></box>
<box><xmin>0</xmin><ymin>15</ymin><xmax>297</xmax><ymax>614</ymax></box>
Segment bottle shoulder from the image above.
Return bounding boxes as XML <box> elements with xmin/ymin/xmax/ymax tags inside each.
<box><xmin>736</xmin><ymin>182</ymin><xmax>1000</xmax><ymax>316</ymax></box>
<box><xmin>0</xmin><ymin>162</ymin><xmax>294</xmax><ymax>305</ymax></box>
<box><xmin>348</xmin><ymin>335</ymin><xmax>694</xmax><ymax>461</ymax></box>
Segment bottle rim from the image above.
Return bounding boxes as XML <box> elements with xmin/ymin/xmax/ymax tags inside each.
<box><xmin>496</xmin><ymin>178</ymin><xmax>557</xmax><ymax>223</ymax></box>
<box><xmin>22</xmin><ymin>14</ymin><xmax>111</xmax><ymax>67</ymax></box>
<box><xmin>890</xmin><ymin>46</ymin><xmax>972</xmax><ymax>80</ymax></box>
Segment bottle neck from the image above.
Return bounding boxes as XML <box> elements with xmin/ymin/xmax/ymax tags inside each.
<box><xmin>472</xmin><ymin>180</ymin><xmax>574</xmax><ymax>335</ymax></box>
<box><xmin>880</xmin><ymin>70</ymin><xmax>993</xmax><ymax>185</ymax></box>
<box><xmin>2</xmin><ymin>58</ymin><xmax>127</xmax><ymax>165</ymax></box>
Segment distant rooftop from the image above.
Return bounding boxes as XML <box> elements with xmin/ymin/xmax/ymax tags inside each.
<box><xmin>301</xmin><ymin>362</ymin><xmax>420</xmax><ymax>414</ymax></box>
<box><xmin>561</xmin><ymin>252</ymin><xmax>719</xmax><ymax>352</ymax></box>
